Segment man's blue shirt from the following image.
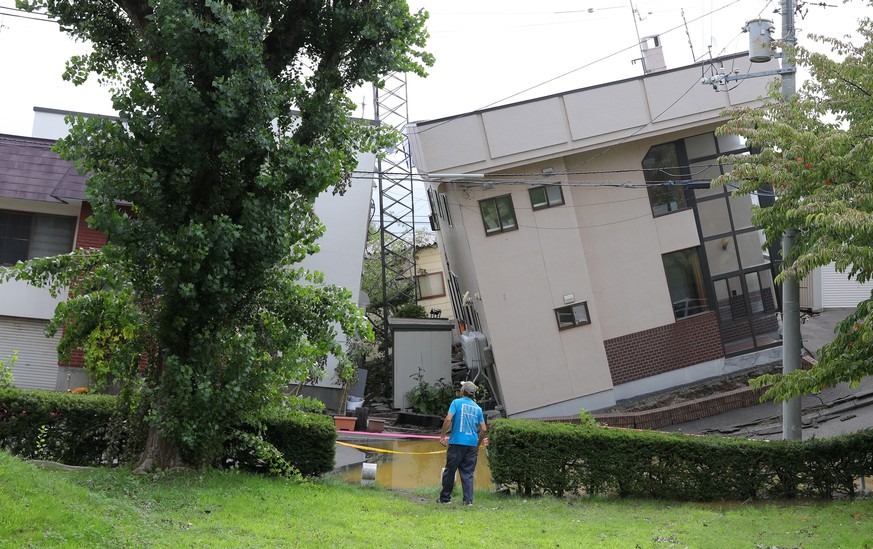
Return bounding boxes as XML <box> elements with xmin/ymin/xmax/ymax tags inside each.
<box><xmin>447</xmin><ymin>397</ymin><xmax>484</xmax><ymax>447</ymax></box>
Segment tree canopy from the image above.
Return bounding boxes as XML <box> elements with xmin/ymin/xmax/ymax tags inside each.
<box><xmin>716</xmin><ymin>5</ymin><xmax>873</xmax><ymax>401</ymax></box>
<box><xmin>4</xmin><ymin>0</ymin><xmax>432</xmax><ymax>470</ymax></box>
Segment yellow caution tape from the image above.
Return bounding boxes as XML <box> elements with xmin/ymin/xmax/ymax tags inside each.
<box><xmin>337</xmin><ymin>441</ymin><xmax>446</xmax><ymax>455</ymax></box>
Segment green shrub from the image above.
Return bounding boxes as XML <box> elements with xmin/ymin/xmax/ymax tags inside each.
<box><xmin>1</xmin><ymin>389</ymin><xmax>337</xmax><ymax>475</ymax></box>
<box><xmin>405</xmin><ymin>369</ymin><xmax>454</xmax><ymax>416</ymax></box>
<box><xmin>0</xmin><ymin>388</ymin><xmax>118</xmax><ymax>465</ymax></box>
<box><xmin>225</xmin><ymin>408</ymin><xmax>337</xmax><ymax>477</ymax></box>
<box><xmin>394</xmin><ymin>303</ymin><xmax>427</xmax><ymax>319</ymax></box>
<box><xmin>0</xmin><ymin>352</ymin><xmax>16</xmax><ymax>390</ymax></box>
<box><xmin>488</xmin><ymin>418</ymin><xmax>873</xmax><ymax>501</ymax></box>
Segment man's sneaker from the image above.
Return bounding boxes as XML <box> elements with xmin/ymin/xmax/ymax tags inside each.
<box><xmin>437</xmin><ymin>499</ymin><xmax>452</xmax><ymax>504</ymax></box>
<box><xmin>464</xmin><ymin>501</ymin><xmax>473</xmax><ymax>506</ymax></box>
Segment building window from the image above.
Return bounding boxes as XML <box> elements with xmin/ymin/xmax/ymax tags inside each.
<box><xmin>643</xmin><ymin>142</ymin><xmax>687</xmax><ymax>216</ymax></box>
<box><xmin>479</xmin><ymin>195</ymin><xmax>517</xmax><ymax>235</ymax></box>
<box><xmin>555</xmin><ymin>302</ymin><xmax>591</xmax><ymax>329</ymax></box>
<box><xmin>0</xmin><ymin>211</ymin><xmax>77</xmax><ymax>266</ymax></box>
<box><xmin>439</xmin><ymin>193</ymin><xmax>452</xmax><ymax>227</ymax></box>
<box><xmin>416</xmin><ymin>271</ymin><xmax>446</xmax><ymax>299</ymax></box>
<box><xmin>663</xmin><ymin>248</ymin><xmax>709</xmax><ymax>319</ymax></box>
<box><xmin>529</xmin><ymin>185</ymin><xmax>564</xmax><ymax>210</ymax></box>
<box><xmin>426</xmin><ymin>188</ymin><xmax>441</xmax><ymax>231</ymax></box>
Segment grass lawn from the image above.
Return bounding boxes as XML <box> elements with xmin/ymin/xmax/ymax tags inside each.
<box><xmin>1</xmin><ymin>451</ymin><xmax>871</xmax><ymax>548</ymax></box>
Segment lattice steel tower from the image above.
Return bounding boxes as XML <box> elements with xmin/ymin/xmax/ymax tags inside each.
<box><xmin>373</xmin><ymin>73</ymin><xmax>416</xmax><ymax>375</ymax></box>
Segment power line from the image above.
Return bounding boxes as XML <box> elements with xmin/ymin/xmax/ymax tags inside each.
<box><xmin>0</xmin><ymin>6</ymin><xmax>56</xmax><ymax>23</ymax></box>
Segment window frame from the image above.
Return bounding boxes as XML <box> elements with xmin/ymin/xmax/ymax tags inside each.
<box><xmin>0</xmin><ymin>210</ymin><xmax>77</xmax><ymax>266</ymax></box>
<box><xmin>415</xmin><ymin>270</ymin><xmax>447</xmax><ymax>300</ymax></box>
<box><xmin>479</xmin><ymin>194</ymin><xmax>518</xmax><ymax>235</ymax></box>
<box><xmin>529</xmin><ymin>185</ymin><xmax>564</xmax><ymax>210</ymax></box>
<box><xmin>642</xmin><ymin>141</ymin><xmax>689</xmax><ymax>217</ymax></box>
<box><xmin>662</xmin><ymin>247</ymin><xmax>710</xmax><ymax>320</ymax></box>
<box><xmin>555</xmin><ymin>301</ymin><xmax>591</xmax><ymax>330</ymax></box>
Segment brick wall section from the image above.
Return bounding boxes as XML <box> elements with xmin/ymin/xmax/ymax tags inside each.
<box><xmin>543</xmin><ymin>384</ymin><xmax>768</xmax><ymax>430</ymax></box>
<box><xmin>61</xmin><ymin>202</ymin><xmax>109</xmax><ymax>369</ymax></box>
<box><xmin>604</xmin><ymin>312</ymin><xmax>724</xmax><ymax>386</ymax></box>
<box><xmin>74</xmin><ymin>202</ymin><xmax>109</xmax><ymax>250</ymax></box>
<box><xmin>591</xmin><ymin>385</ymin><xmax>768</xmax><ymax>429</ymax></box>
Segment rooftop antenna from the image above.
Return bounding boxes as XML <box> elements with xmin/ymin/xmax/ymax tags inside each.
<box><xmin>681</xmin><ymin>8</ymin><xmax>697</xmax><ymax>62</ymax></box>
<box><xmin>630</xmin><ymin>1</ymin><xmax>653</xmax><ymax>72</ymax></box>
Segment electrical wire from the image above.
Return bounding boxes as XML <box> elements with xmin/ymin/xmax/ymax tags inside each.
<box><xmin>0</xmin><ymin>6</ymin><xmax>55</xmax><ymax>23</ymax></box>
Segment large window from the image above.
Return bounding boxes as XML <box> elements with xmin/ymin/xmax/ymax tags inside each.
<box><xmin>663</xmin><ymin>248</ymin><xmax>709</xmax><ymax>319</ymax></box>
<box><xmin>529</xmin><ymin>185</ymin><xmax>564</xmax><ymax>210</ymax></box>
<box><xmin>479</xmin><ymin>195</ymin><xmax>517</xmax><ymax>235</ymax></box>
<box><xmin>416</xmin><ymin>271</ymin><xmax>446</xmax><ymax>299</ymax></box>
<box><xmin>0</xmin><ymin>211</ymin><xmax>76</xmax><ymax>266</ymax></box>
<box><xmin>643</xmin><ymin>142</ymin><xmax>688</xmax><ymax>216</ymax></box>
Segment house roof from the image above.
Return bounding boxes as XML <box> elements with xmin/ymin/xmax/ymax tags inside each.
<box><xmin>0</xmin><ymin>133</ymin><xmax>86</xmax><ymax>204</ymax></box>
<box><xmin>407</xmin><ymin>52</ymin><xmax>780</xmax><ymax>175</ymax></box>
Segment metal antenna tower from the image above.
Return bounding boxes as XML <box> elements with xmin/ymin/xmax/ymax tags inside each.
<box><xmin>373</xmin><ymin>73</ymin><xmax>416</xmax><ymax>387</ymax></box>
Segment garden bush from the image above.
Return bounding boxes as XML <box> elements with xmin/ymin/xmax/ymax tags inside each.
<box><xmin>0</xmin><ymin>388</ymin><xmax>118</xmax><ymax>465</ymax></box>
<box><xmin>487</xmin><ymin>418</ymin><xmax>873</xmax><ymax>501</ymax></box>
<box><xmin>1</xmin><ymin>389</ymin><xmax>337</xmax><ymax>476</ymax></box>
<box><xmin>264</xmin><ymin>407</ymin><xmax>336</xmax><ymax>476</ymax></box>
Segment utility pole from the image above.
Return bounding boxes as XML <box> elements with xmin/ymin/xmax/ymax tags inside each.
<box><xmin>701</xmin><ymin>0</ymin><xmax>801</xmax><ymax>440</ymax></box>
<box><xmin>779</xmin><ymin>0</ymin><xmax>802</xmax><ymax>442</ymax></box>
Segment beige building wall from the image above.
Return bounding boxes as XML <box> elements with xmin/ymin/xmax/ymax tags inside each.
<box><xmin>564</xmin><ymin>134</ymin><xmax>703</xmax><ymax>341</ymax></box>
<box><xmin>445</xmin><ymin>157</ymin><xmax>613</xmax><ymax>416</ymax></box>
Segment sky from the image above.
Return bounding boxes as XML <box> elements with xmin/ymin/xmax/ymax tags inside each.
<box><xmin>1</xmin><ymin>0</ymin><xmax>869</xmax><ymax>137</ymax></box>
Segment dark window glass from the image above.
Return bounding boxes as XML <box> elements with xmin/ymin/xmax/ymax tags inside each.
<box><xmin>643</xmin><ymin>142</ymin><xmax>687</xmax><ymax>216</ymax></box>
<box><xmin>529</xmin><ymin>185</ymin><xmax>564</xmax><ymax>210</ymax></box>
<box><xmin>555</xmin><ymin>302</ymin><xmax>591</xmax><ymax>329</ymax></box>
<box><xmin>480</xmin><ymin>195</ymin><xmax>517</xmax><ymax>235</ymax></box>
<box><xmin>0</xmin><ymin>211</ymin><xmax>76</xmax><ymax>266</ymax></box>
<box><xmin>663</xmin><ymin>248</ymin><xmax>709</xmax><ymax>319</ymax></box>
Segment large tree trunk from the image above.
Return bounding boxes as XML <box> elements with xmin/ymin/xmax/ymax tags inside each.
<box><xmin>133</xmin><ymin>427</ymin><xmax>182</xmax><ymax>473</ymax></box>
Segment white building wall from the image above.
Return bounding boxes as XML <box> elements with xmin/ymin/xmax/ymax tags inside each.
<box><xmin>297</xmin><ymin>153</ymin><xmax>375</xmax><ymax>381</ymax></box>
<box><xmin>820</xmin><ymin>263</ymin><xmax>873</xmax><ymax>307</ymax></box>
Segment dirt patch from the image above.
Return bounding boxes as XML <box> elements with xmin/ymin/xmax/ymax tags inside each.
<box><xmin>600</xmin><ymin>362</ymin><xmax>781</xmax><ymax>413</ymax></box>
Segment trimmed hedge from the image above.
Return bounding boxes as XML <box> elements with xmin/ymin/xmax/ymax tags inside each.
<box><xmin>0</xmin><ymin>389</ymin><xmax>337</xmax><ymax>475</ymax></box>
<box><xmin>266</xmin><ymin>408</ymin><xmax>336</xmax><ymax>476</ymax></box>
<box><xmin>488</xmin><ymin>418</ymin><xmax>873</xmax><ymax>500</ymax></box>
<box><xmin>0</xmin><ymin>388</ymin><xmax>118</xmax><ymax>466</ymax></box>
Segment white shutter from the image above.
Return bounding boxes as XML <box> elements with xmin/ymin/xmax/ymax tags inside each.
<box><xmin>821</xmin><ymin>263</ymin><xmax>873</xmax><ymax>308</ymax></box>
<box><xmin>0</xmin><ymin>316</ymin><xmax>61</xmax><ymax>390</ymax></box>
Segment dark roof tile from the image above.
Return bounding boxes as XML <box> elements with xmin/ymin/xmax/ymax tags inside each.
<box><xmin>0</xmin><ymin>134</ymin><xmax>86</xmax><ymax>203</ymax></box>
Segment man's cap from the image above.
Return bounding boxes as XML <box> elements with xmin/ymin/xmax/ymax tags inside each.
<box><xmin>460</xmin><ymin>381</ymin><xmax>478</xmax><ymax>395</ymax></box>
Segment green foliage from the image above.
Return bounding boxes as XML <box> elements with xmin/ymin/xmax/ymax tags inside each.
<box><xmin>716</xmin><ymin>6</ymin><xmax>873</xmax><ymax>401</ymax></box>
<box><xmin>0</xmin><ymin>351</ymin><xmax>15</xmax><ymax>390</ymax></box>
<box><xmin>0</xmin><ymin>388</ymin><xmax>121</xmax><ymax>466</ymax></box>
<box><xmin>0</xmin><ymin>388</ymin><xmax>335</xmax><ymax>475</ymax></box>
<box><xmin>488</xmin><ymin>419</ymin><xmax>873</xmax><ymax>500</ymax></box>
<box><xmin>6</xmin><ymin>0</ymin><xmax>430</xmax><ymax>469</ymax></box>
<box><xmin>578</xmin><ymin>408</ymin><xmax>600</xmax><ymax>428</ymax></box>
<box><xmin>224</xmin><ymin>406</ymin><xmax>335</xmax><ymax>477</ymax></box>
<box><xmin>394</xmin><ymin>303</ymin><xmax>427</xmax><ymax>319</ymax></box>
<box><xmin>405</xmin><ymin>368</ymin><xmax>454</xmax><ymax>416</ymax></box>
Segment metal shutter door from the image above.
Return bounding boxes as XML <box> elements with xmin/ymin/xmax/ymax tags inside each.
<box><xmin>821</xmin><ymin>263</ymin><xmax>873</xmax><ymax>308</ymax></box>
<box><xmin>0</xmin><ymin>316</ymin><xmax>60</xmax><ymax>390</ymax></box>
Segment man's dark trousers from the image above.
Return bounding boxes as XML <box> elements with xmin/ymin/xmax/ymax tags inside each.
<box><xmin>440</xmin><ymin>444</ymin><xmax>479</xmax><ymax>503</ymax></box>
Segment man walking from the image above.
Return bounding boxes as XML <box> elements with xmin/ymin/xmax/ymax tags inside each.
<box><xmin>438</xmin><ymin>381</ymin><xmax>487</xmax><ymax>505</ymax></box>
